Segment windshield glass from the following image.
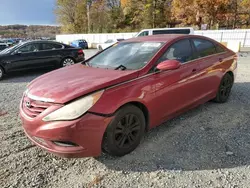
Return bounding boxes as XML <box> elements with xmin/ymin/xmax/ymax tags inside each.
<box><xmin>0</xmin><ymin>43</ymin><xmax>23</xmax><ymax>54</ymax></box>
<box><xmin>88</xmin><ymin>42</ymin><xmax>164</xmax><ymax>70</ymax></box>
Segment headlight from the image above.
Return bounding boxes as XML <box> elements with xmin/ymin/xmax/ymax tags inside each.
<box><xmin>42</xmin><ymin>90</ymin><xmax>104</xmax><ymax>122</ymax></box>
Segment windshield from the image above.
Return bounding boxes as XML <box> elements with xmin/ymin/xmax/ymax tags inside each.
<box><xmin>88</xmin><ymin>42</ymin><xmax>164</xmax><ymax>70</ymax></box>
<box><xmin>0</xmin><ymin>43</ymin><xmax>23</xmax><ymax>54</ymax></box>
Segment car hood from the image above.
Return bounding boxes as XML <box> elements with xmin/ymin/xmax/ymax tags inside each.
<box><xmin>27</xmin><ymin>64</ymin><xmax>138</xmax><ymax>104</ymax></box>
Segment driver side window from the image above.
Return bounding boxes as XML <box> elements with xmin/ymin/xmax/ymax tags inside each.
<box><xmin>157</xmin><ymin>39</ymin><xmax>194</xmax><ymax>64</ymax></box>
<box><xmin>18</xmin><ymin>43</ymin><xmax>40</xmax><ymax>53</ymax></box>
<box><xmin>138</xmin><ymin>31</ymin><xmax>149</xmax><ymax>37</ymax></box>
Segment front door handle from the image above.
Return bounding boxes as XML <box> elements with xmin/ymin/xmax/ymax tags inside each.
<box><xmin>219</xmin><ymin>58</ymin><xmax>224</xmax><ymax>62</ymax></box>
<box><xmin>192</xmin><ymin>68</ymin><xmax>197</xmax><ymax>72</ymax></box>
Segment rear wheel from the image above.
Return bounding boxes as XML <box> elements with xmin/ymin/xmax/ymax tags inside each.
<box><xmin>214</xmin><ymin>73</ymin><xmax>233</xmax><ymax>103</ymax></box>
<box><xmin>61</xmin><ymin>58</ymin><xmax>75</xmax><ymax>67</ymax></box>
<box><xmin>0</xmin><ymin>66</ymin><xmax>4</xmax><ymax>80</ymax></box>
<box><xmin>102</xmin><ymin>105</ymin><xmax>145</xmax><ymax>157</ymax></box>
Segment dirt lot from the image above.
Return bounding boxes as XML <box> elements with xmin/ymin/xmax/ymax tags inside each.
<box><xmin>1</xmin><ymin>51</ymin><xmax>250</xmax><ymax>188</ymax></box>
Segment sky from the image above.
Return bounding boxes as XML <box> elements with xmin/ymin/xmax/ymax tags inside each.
<box><xmin>0</xmin><ymin>0</ymin><xmax>56</xmax><ymax>25</ymax></box>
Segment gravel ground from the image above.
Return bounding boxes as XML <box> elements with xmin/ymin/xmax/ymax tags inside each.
<box><xmin>1</xmin><ymin>50</ymin><xmax>250</xmax><ymax>188</ymax></box>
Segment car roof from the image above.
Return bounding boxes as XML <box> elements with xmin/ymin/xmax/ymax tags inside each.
<box><xmin>21</xmin><ymin>40</ymin><xmax>64</xmax><ymax>45</ymax></box>
<box><xmin>122</xmin><ymin>34</ymin><xmax>187</xmax><ymax>43</ymax></box>
<box><xmin>122</xmin><ymin>34</ymin><xmax>217</xmax><ymax>44</ymax></box>
<box><xmin>139</xmin><ymin>27</ymin><xmax>194</xmax><ymax>32</ymax></box>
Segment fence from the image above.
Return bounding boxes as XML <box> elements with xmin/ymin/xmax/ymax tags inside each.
<box><xmin>56</xmin><ymin>32</ymin><xmax>137</xmax><ymax>46</ymax></box>
<box><xmin>195</xmin><ymin>29</ymin><xmax>250</xmax><ymax>47</ymax></box>
<box><xmin>56</xmin><ymin>29</ymin><xmax>250</xmax><ymax>48</ymax></box>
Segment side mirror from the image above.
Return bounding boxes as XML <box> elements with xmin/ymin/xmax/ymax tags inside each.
<box><xmin>156</xmin><ymin>60</ymin><xmax>181</xmax><ymax>71</ymax></box>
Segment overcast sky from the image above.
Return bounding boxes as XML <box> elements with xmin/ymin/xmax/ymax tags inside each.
<box><xmin>0</xmin><ymin>0</ymin><xmax>56</xmax><ymax>25</ymax></box>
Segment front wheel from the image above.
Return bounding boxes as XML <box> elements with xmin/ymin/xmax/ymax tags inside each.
<box><xmin>102</xmin><ymin>105</ymin><xmax>146</xmax><ymax>157</ymax></box>
<box><xmin>214</xmin><ymin>73</ymin><xmax>233</xmax><ymax>103</ymax></box>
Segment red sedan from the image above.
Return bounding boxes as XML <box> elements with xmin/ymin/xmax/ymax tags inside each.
<box><xmin>20</xmin><ymin>35</ymin><xmax>237</xmax><ymax>158</ymax></box>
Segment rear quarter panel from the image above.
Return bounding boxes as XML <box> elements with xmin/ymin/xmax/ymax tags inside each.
<box><xmin>61</xmin><ymin>48</ymin><xmax>84</xmax><ymax>63</ymax></box>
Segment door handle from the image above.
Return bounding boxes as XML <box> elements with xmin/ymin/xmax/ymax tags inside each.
<box><xmin>192</xmin><ymin>68</ymin><xmax>197</xmax><ymax>72</ymax></box>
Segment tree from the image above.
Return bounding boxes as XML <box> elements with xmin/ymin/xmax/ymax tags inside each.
<box><xmin>239</xmin><ymin>0</ymin><xmax>250</xmax><ymax>27</ymax></box>
<box><xmin>122</xmin><ymin>0</ymin><xmax>144</xmax><ymax>31</ymax></box>
<box><xmin>55</xmin><ymin>0</ymin><xmax>85</xmax><ymax>33</ymax></box>
<box><xmin>196</xmin><ymin>0</ymin><xmax>230</xmax><ymax>29</ymax></box>
<box><xmin>89</xmin><ymin>0</ymin><xmax>108</xmax><ymax>33</ymax></box>
<box><xmin>55</xmin><ymin>0</ymin><xmax>93</xmax><ymax>33</ymax></box>
<box><xmin>171</xmin><ymin>0</ymin><xmax>196</xmax><ymax>26</ymax></box>
<box><xmin>107</xmin><ymin>2</ymin><xmax>125</xmax><ymax>32</ymax></box>
<box><xmin>172</xmin><ymin>0</ymin><xmax>231</xmax><ymax>29</ymax></box>
<box><xmin>142</xmin><ymin>0</ymin><xmax>172</xmax><ymax>28</ymax></box>
<box><xmin>55</xmin><ymin>0</ymin><xmax>250</xmax><ymax>33</ymax></box>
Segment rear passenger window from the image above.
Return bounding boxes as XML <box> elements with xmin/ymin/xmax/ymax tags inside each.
<box><xmin>192</xmin><ymin>39</ymin><xmax>216</xmax><ymax>57</ymax></box>
<box><xmin>157</xmin><ymin>39</ymin><xmax>193</xmax><ymax>64</ymax></box>
<box><xmin>52</xmin><ymin>44</ymin><xmax>63</xmax><ymax>49</ymax></box>
<box><xmin>42</xmin><ymin>43</ymin><xmax>62</xmax><ymax>50</ymax></box>
<box><xmin>216</xmin><ymin>44</ymin><xmax>226</xmax><ymax>53</ymax></box>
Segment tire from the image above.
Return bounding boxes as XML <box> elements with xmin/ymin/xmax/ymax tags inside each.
<box><xmin>102</xmin><ymin>105</ymin><xmax>146</xmax><ymax>157</ymax></box>
<box><xmin>0</xmin><ymin>66</ymin><xmax>4</xmax><ymax>80</ymax></box>
<box><xmin>214</xmin><ymin>73</ymin><xmax>233</xmax><ymax>103</ymax></box>
<box><xmin>61</xmin><ymin>58</ymin><xmax>75</xmax><ymax>67</ymax></box>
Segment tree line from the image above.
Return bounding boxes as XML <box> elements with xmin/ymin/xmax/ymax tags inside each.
<box><xmin>0</xmin><ymin>25</ymin><xmax>60</xmax><ymax>38</ymax></box>
<box><xmin>56</xmin><ymin>0</ymin><xmax>250</xmax><ymax>34</ymax></box>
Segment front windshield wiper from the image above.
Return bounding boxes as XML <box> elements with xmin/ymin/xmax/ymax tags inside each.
<box><xmin>114</xmin><ymin>65</ymin><xmax>127</xmax><ymax>70</ymax></box>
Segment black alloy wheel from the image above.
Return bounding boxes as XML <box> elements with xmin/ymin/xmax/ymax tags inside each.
<box><xmin>214</xmin><ymin>73</ymin><xmax>233</xmax><ymax>103</ymax></box>
<box><xmin>102</xmin><ymin>105</ymin><xmax>145</xmax><ymax>157</ymax></box>
<box><xmin>114</xmin><ymin>114</ymin><xmax>141</xmax><ymax>149</ymax></box>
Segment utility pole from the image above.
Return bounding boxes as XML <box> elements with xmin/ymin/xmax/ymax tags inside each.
<box><xmin>233</xmin><ymin>0</ymin><xmax>238</xmax><ymax>29</ymax></box>
<box><xmin>87</xmin><ymin>0</ymin><xmax>92</xmax><ymax>33</ymax></box>
<box><xmin>153</xmin><ymin>0</ymin><xmax>157</xmax><ymax>28</ymax></box>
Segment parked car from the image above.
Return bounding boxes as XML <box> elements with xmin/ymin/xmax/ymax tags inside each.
<box><xmin>135</xmin><ymin>27</ymin><xmax>194</xmax><ymax>37</ymax></box>
<box><xmin>1</xmin><ymin>39</ymin><xmax>15</xmax><ymax>46</ymax></box>
<box><xmin>0</xmin><ymin>43</ymin><xmax>8</xmax><ymax>51</ymax></box>
<box><xmin>70</xmin><ymin>39</ymin><xmax>88</xmax><ymax>49</ymax></box>
<box><xmin>0</xmin><ymin>40</ymin><xmax>84</xmax><ymax>80</ymax></box>
<box><xmin>97</xmin><ymin>39</ymin><xmax>124</xmax><ymax>51</ymax></box>
<box><xmin>20</xmin><ymin>34</ymin><xmax>237</xmax><ymax>158</ymax></box>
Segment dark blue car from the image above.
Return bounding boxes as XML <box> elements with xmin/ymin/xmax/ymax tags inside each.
<box><xmin>70</xmin><ymin>39</ymin><xmax>88</xmax><ymax>49</ymax></box>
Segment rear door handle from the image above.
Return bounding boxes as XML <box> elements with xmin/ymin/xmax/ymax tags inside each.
<box><xmin>219</xmin><ymin>58</ymin><xmax>224</xmax><ymax>62</ymax></box>
<box><xmin>192</xmin><ymin>68</ymin><xmax>197</xmax><ymax>72</ymax></box>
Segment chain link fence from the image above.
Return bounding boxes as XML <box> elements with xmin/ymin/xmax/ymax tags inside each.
<box><xmin>194</xmin><ymin>29</ymin><xmax>250</xmax><ymax>47</ymax></box>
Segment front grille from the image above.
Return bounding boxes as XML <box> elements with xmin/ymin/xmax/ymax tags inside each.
<box><xmin>22</xmin><ymin>96</ymin><xmax>51</xmax><ymax>118</ymax></box>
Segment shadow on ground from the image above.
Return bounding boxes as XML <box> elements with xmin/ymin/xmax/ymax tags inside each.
<box><xmin>0</xmin><ymin>68</ymin><xmax>54</xmax><ymax>83</ymax></box>
<box><xmin>2</xmin><ymin>66</ymin><xmax>250</xmax><ymax>173</ymax></box>
<box><xmin>97</xmin><ymin>83</ymin><xmax>250</xmax><ymax>172</ymax></box>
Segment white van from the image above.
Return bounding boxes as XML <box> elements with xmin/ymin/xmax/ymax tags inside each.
<box><xmin>135</xmin><ymin>27</ymin><xmax>194</xmax><ymax>37</ymax></box>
